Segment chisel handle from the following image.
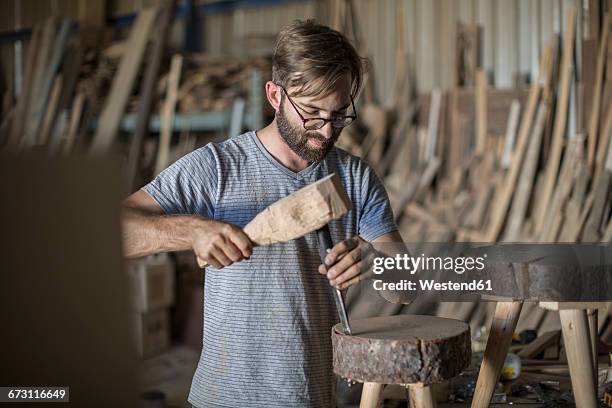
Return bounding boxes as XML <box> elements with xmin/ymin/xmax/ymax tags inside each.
<box><xmin>316</xmin><ymin>226</ymin><xmax>334</xmax><ymax>263</ymax></box>
<box><xmin>316</xmin><ymin>226</ymin><xmax>352</xmax><ymax>335</ymax></box>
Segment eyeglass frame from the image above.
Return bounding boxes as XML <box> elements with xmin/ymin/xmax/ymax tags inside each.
<box><xmin>278</xmin><ymin>85</ymin><xmax>357</xmax><ymax>130</ymax></box>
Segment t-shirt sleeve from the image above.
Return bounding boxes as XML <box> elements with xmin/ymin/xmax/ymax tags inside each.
<box><xmin>358</xmin><ymin>164</ymin><xmax>398</xmax><ymax>241</ymax></box>
<box><xmin>141</xmin><ymin>145</ymin><xmax>218</xmax><ymax>218</ymax></box>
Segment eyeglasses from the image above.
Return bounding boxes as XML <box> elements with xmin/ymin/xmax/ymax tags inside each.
<box><xmin>279</xmin><ymin>86</ymin><xmax>357</xmax><ymax>131</ymax></box>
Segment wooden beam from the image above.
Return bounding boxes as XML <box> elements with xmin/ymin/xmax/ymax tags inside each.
<box><xmin>596</xmin><ymin>88</ymin><xmax>612</xmax><ymax>182</ymax></box>
<box><xmin>331</xmin><ymin>0</ymin><xmax>345</xmax><ymax>32</ymax></box>
<box><xmin>360</xmin><ymin>383</ymin><xmax>384</xmax><ymax>408</ymax></box>
<box><xmin>485</xmin><ymin>39</ymin><xmax>553</xmax><ymax>241</ymax></box>
<box><xmin>472</xmin><ymin>301</ymin><xmax>523</xmax><ymax>408</ymax></box>
<box><xmin>534</xmin><ymin>8</ymin><xmax>576</xmax><ymax>234</ymax></box>
<box><xmin>583</xmin><ymin>38</ymin><xmax>599</xmax><ymax>135</ymax></box>
<box><xmin>475</xmin><ymin>68</ymin><xmax>487</xmax><ymax>155</ymax></box>
<box><xmin>90</xmin><ymin>7</ymin><xmax>158</xmax><ymax>155</ymax></box>
<box><xmin>49</xmin><ymin>45</ymin><xmax>83</xmax><ymax>152</ymax></box>
<box><xmin>22</xmin><ymin>19</ymin><xmax>72</xmax><ymax>149</ymax></box>
<box><xmin>38</xmin><ymin>74</ymin><xmax>63</xmax><ymax>145</ymax></box>
<box><xmin>559</xmin><ymin>309</ymin><xmax>598</xmax><ymax>408</ymax></box>
<box><xmin>154</xmin><ymin>54</ymin><xmax>183</xmax><ymax>175</ymax></box>
<box><xmin>388</xmin><ymin>0</ymin><xmax>408</xmax><ymax>110</ymax></box>
<box><xmin>558</xmin><ymin>177</ymin><xmax>594</xmax><ymax>242</ymax></box>
<box><xmin>587</xmin><ymin>13</ymin><xmax>611</xmax><ymax>167</ymax></box>
<box><xmin>126</xmin><ymin>1</ymin><xmax>174</xmax><ymax>192</ymax></box>
<box><xmin>425</xmin><ymin>89</ymin><xmax>442</xmax><ymax>161</ymax></box>
<box><xmin>393</xmin><ymin>158</ymin><xmax>441</xmax><ymax>221</ymax></box>
<box><xmin>504</xmin><ymin>102</ymin><xmax>548</xmax><ymax>241</ymax></box>
<box><xmin>501</xmin><ymin>99</ymin><xmax>521</xmax><ymax>169</ymax></box>
<box><xmin>539</xmin><ymin>139</ymin><xmax>583</xmax><ymax>242</ymax></box>
<box><xmin>587</xmin><ymin>308</ymin><xmax>598</xmax><ymax>379</ymax></box>
<box><xmin>406</xmin><ymin>384</ymin><xmax>436</xmax><ymax>408</ymax></box>
<box><xmin>581</xmin><ymin>171</ymin><xmax>611</xmax><ymax>241</ymax></box>
<box><xmin>6</xmin><ymin>24</ymin><xmax>42</xmax><ymax>148</ymax></box>
<box><xmin>62</xmin><ymin>93</ymin><xmax>85</xmax><ymax>155</ymax></box>
<box><xmin>377</xmin><ymin>104</ymin><xmax>416</xmax><ymax>177</ymax></box>
<box><xmin>361</xmin><ymin>104</ymin><xmax>387</xmax><ymax>166</ymax></box>
<box><xmin>586</xmin><ymin>0</ymin><xmax>601</xmax><ymax>40</ymax></box>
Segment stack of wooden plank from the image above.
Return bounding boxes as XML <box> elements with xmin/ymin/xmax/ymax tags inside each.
<box><xmin>1</xmin><ymin>17</ymin><xmax>84</xmax><ymax>153</ymax></box>
<box><xmin>377</xmin><ymin>8</ymin><xmax>612</xmax><ymax>249</ymax></box>
<box><xmin>0</xmin><ymin>5</ymin><xmax>272</xmax><ymax>194</ymax></box>
<box><xmin>0</xmin><ymin>6</ymin><xmax>270</xmax><ymax>155</ymax></box>
<box><xmin>0</xmin><ymin>7</ymin><xmax>165</xmax><ymax>156</ymax></box>
<box><xmin>175</xmin><ymin>55</ymin><xmax>271</xmax><ymax>114</ymax></box>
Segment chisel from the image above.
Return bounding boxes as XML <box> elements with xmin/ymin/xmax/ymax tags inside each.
<box><xmin>317</xmin><ymin>225</ymin><xmax>352</xmax><ymax>335</ymax></box>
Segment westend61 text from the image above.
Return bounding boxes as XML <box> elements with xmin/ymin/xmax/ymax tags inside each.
<box><xmin>373</xmin><ymin>279</ymin><xmax>493</xmax><ymax>292</ymax></box>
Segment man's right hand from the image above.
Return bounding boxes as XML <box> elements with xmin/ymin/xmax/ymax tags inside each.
<box><xmin>191</xmin><ymin>220</ymin><xmax>253</xmax><ymax>269</ymax></box>
<box><xmin>121</xmin><ymin>190</ymin><xmax>252</xmax><ymax>266</ymax></box>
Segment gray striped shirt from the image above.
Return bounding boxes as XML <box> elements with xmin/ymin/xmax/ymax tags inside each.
<box><xmin>143</xmin><ymin>131</ymin><xmax>397</xmax><ymax>407</ymax></box>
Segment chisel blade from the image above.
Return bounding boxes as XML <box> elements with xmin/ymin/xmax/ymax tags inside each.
<box><xmin>316</xmin><ymin>226</ymin><xmax>352</xmax><ymax>335</ymax></box>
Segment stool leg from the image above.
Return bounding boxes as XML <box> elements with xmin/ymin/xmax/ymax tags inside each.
<box><xmin>471</xmin><ymin>301</ymin><xmax>523</xmax><ymax>408</ymax></box>
<box><xmin>359</xmin><ymin>382</ymin><xmax>384</xmax><ymax>408</ymax></box>
<box><xmin>560</xmin><ymin>309</ymin><xmax>598</xmax><ymax>408</ymax></box>
<box><xmin>406</xmin><ymin>383</ymin><xmax>436</xmax><ymax>408</ymax></box>
<box><xmin>587</xmin><ymin>308</ymin><xmax>598</xmax><ymax>375</ymax></box>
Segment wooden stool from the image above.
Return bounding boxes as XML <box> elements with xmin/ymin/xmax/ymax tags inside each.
<box><xmin>468</xmin><ymin>246</ymin><xmax>612</xmax><ymax>408</ymax></box>
<box><xmin>471</xmin><ymin>300</ymin><xmax>605</xmax><ymax>408</ymax></box>
<box><xmin>332</xmin><ymin>315</ymin><xmax>471</xmax><ymax>408</ymax></box>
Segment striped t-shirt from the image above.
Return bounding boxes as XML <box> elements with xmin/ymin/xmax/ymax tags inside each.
<box><xmin>142</xmin><ymin>131</ymin><xmax>397</xmax><ymax>408</ymax></box>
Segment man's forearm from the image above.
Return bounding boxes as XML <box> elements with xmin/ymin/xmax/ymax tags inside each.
<box><xmin>121</xmin><ymin>206</ymin><xmax>201</xmax><ymax>258</ymax></box>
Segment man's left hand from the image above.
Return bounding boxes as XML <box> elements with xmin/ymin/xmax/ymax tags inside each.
<box><xmin>318</xmin><ymin>236</ymin><xmax>375</xmax><ymax>289</ymax></box>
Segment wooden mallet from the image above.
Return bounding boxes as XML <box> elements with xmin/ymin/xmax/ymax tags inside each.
<box><xmin>197</xmin><ymin>173</ymin><xmax>352</xmax><ymax>267</ymax></box>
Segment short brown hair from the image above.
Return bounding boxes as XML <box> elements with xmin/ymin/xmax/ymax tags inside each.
<box><xmin>272</xmin><ymin>19</ymin><xmax>366</xmax><ymax>99</ymax></box>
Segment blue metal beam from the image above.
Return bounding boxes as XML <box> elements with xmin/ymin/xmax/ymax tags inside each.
<box><xmin>89</xmin><ymin>111</ymin><xmax>257</xmax><ymax>132</ymax></box>
<box><xmin>0</xmin><ymin>0</ymin><xmax>308</xmax><ymax>44</ymax></box>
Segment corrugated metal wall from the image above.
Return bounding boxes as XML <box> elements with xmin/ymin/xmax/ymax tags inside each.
<box><xmin>0</xmin><ymin>0</ymin><xmax>592</xmax><ymax>100</ymax></box>
<box><xmin>202</xmin><ymin>1</ymin><xmax>319</xmax><ymax>56</ymax></box>
<box><xmin>201</xmin><ymin>0</ymin><xmax>586</xmax><ymax>99</ymax></box>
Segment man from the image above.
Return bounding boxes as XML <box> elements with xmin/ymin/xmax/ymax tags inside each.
<box><xmin>122</xmin><ymin>20</ymin><xmax>401</xmax><ymax>408</ymax></box>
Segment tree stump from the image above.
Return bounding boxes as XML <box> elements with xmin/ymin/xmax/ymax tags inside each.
<box><xmin>332</xmin><ymin>315</ymin><xmax>471</xmax><ymax>385</ymax></box>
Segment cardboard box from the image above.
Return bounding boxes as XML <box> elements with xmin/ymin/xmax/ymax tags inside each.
<box><xmin>128</xmin><ymin>253</ymin><xmax>175</xmax><ymax>312</ymax></box>
<box><xmin>133</xmin><ymin>308</ymin><xmax>170</xmax><ymax>357</ymax></box>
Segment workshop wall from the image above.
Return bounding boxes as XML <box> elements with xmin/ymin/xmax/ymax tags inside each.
<box><xmin>0</xmin><ymin>0</ymin><xmax>589</xmax><ymax>101</ymax></box>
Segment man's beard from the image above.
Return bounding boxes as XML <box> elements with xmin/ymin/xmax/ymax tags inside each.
<box><xmin>276</xmin><ymin>98</ymin><xmax>339</xmax><ymax>162</ymax></box>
